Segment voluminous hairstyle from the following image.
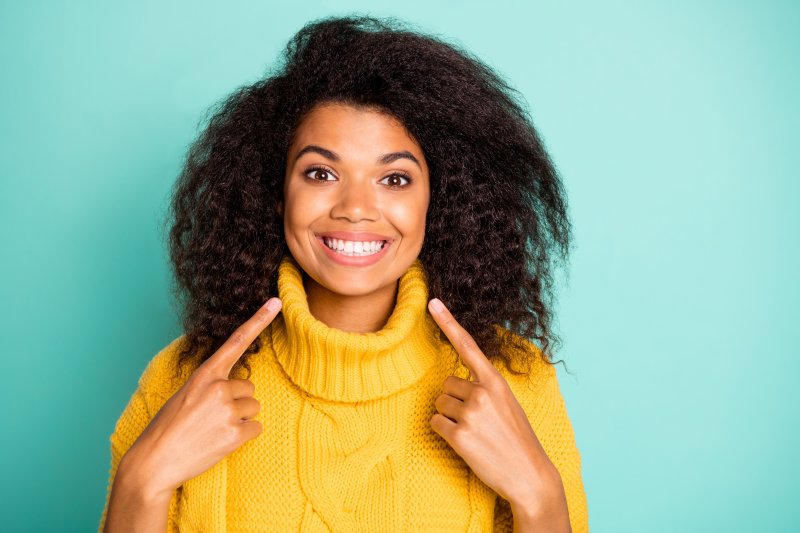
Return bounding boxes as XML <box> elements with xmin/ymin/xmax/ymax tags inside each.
<box><xmin>166</xmin><ymin>15</ymin><xmax>573</xmax><ymax>380</ymax></box>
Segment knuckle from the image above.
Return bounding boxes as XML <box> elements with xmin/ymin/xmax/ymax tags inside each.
<box><xmin>231</xmin><ymin>378</ymin><xmax>255</xmax><ymax>396</ymax></box>
<box><xmin>229</xmin><ymin>330</ymin><xmax>248</xmax><ymax>346</ymax></box>
<box><xmin>450</xmin><ymin>426</ymin><xmax>467</xmax><ymax>446</ymax></box>
<box><xmin>221</xmin><ymin>402</ymin><xmax>237</xmax><ymax>420</ymax></box>
<box><xmin>472</xmin><ymin>386</ymin><xmax>490</xmax><ymax>404</ymax></box>
<box><xmin>459</xmin><ymin>334</ymin><xmax>476</xmax><ymax>350</ymax></box>
<box><xmin>223</xmin><ymin>425</ymin><xmax>242</xmax><ymax>446</ymax></box>
<box><xmin>184</xmin><ymin>378</ymin><xmax>206</xmax><ymax>402</ymax></box>
<box><xmin>210</xmin><ymin>380</ymin><xmax>228</xmax><ymax>400</ymax></box>
<box><xmin>177</xmin><ymin>388</ymin><xmax>195</xmax><ymax>410</ymax></box>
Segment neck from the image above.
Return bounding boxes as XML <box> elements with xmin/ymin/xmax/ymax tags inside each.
<box><xmin>303</xmin><ymin>272</ymin><xmax>399</xmax><ymax>333</ymax></box>
<box><xmin>270</xmin><ymin>253</ymin><xmax>441</xmax><ymax>401</ymax></box>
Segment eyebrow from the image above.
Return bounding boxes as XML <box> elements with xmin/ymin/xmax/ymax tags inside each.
<box><xmin>293</xmin><ymin>144</ymin><xmax>421</xmax><ymax>169</ymax></box>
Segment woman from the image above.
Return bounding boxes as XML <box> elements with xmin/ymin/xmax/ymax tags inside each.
<box><xmin>100</xmin><ymin>15</ymin><xmax>588</xmax><ymax>533</ymax></box>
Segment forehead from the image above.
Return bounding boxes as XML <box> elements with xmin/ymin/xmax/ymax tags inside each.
<box><xmin>289</xmin><ymin>103</ymin><xmax>426</xmax><ymax>163</ymax></box>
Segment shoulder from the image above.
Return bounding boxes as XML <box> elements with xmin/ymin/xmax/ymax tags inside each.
<box><xmin>491</xmin><ymin>326</ymin><xmax>559</xmax><ymax>420</ymax></box>
<box><xmin>108</xmin><ymin>335</ymin><xmax>195</xmax><ymax>452</ymax></box>
<box><xmin>136</xmin><ymin>335</ymin><xmax>194</xmax><ymax>403</ymax></box>
<box><xmin>492</xmin><ymin>326</ymin><xmax>556</xmax><ymax>384</ymax></box>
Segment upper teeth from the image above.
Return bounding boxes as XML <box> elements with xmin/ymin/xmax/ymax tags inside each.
<box><xmin>322</xmin><ymin>237</ymin><xmax>386</xmax><ymax>255</ymax></box>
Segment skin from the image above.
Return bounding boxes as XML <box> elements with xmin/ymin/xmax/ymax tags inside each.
<box><xmin>103</xmin><ymin>102</ymin><xmax>570</xmax><ymax>532</ymax></box>
<box><xmin>278</xmin><ymin>101</ymin><xmax>430</xmax><ymax>333</ymax></box>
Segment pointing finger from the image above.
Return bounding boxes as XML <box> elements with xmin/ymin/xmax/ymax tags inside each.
<box><xmin>199</xmin><ymin>297</ymin><xmax>282</xmax><ymax>378</ymax></box>
<box><xmin>427</xmin><ymin>298</ymin><xmax>496</xmax><ymax>383</ymax></box>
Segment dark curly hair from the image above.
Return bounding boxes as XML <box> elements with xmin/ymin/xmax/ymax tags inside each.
<box><xmin>164</xmin><ymin>14</ymin><xmax>573</xmax><ymax>381</ymax></box>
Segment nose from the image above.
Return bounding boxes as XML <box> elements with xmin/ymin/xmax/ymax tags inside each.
<box><xmin>329</xmin><ymin>177</ymin><xmax>380</xmax><ymax>222</ymax></box>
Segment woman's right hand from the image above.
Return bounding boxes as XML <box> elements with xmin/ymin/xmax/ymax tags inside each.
<box><xmin>118</xmin><ymin>297</ymin><xmax>282</xmax><ymax>503</ymax></box>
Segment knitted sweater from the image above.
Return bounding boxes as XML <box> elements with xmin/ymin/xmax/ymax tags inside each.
<box><xmin>99</xmin><ymin>255</ymin><xmax>588</xmax><ymax>532</ymax></box>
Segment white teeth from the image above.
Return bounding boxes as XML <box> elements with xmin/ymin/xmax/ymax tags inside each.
<box><xmin>322</xmin><ymin>237</ymin><xmax>387</xmax><ymax>256</ymax></box>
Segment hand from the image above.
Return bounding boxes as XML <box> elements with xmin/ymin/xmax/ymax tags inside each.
<box><xmin>120</xmin><ymin>297</ymin><xmax>282</xmax><ymax>502</ymax></box>
<box><xmin>427</xmin><ymin>298</ymin><xmax>564</xmax><ymax>513</ymax></box>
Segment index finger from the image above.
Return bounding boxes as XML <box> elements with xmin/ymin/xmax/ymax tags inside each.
<box><xmin>199</xmin><ymin>297</ymin><xmax>282</xmax><ymax>378</ymax></box>
<box><xmin>427</xmin><ymin>298</ymin><xmax>497</xmax><ymax>383</ymax></box>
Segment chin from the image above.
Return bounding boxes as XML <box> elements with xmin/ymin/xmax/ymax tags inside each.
<box><xmin>312</xmin><ymin>268</ymin><xmax>396</xmax><ymax>296</ymax></box>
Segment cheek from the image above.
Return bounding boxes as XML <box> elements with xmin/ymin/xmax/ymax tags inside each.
<box><xmin>284</xmin><ymin>185</ymin><xmax>322</xmax><ymax>227</ymax></box>
<box><xmin>386</xmin><ymin>194</ymin><xmax>428</xmax><ymax>240</ymax></box>
<box><xmin>283</xmin><ymin>198</ymin><xmax>309</xmax><ymax>250</ymax></box>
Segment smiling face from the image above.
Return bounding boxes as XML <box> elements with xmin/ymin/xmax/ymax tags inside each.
<box><xmin>279</xmin><ymin>101</ymin><xmax>430</xmax><ymax>298</ymax></box>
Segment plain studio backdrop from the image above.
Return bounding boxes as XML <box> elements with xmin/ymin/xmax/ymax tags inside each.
<box><xmin>0</xmin><ymin>1</ymin><xmax>797</xmax><ymax>531</ymax></box>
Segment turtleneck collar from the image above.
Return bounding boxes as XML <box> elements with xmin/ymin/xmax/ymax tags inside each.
<box><xmin>268</xmin><ymin>254</ymin><xmax>441</xmax><ymax>402</ymax></box>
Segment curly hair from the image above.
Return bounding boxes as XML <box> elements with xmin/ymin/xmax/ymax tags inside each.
<box><xmin>164</xmin><ymin>14</ymin><xmax>573</xmax><ymax>381</ymax></box>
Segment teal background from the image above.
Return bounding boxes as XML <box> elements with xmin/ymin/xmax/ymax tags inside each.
<box><xmin>1</xmin><ymin>1</ymin><xmax>797</xmax><ymax>531</ymax></box>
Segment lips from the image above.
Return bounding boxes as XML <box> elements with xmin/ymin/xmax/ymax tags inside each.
<box><xmin>315</xmin><ymin>231</ymin><xmax>393</xmax><ymax>266</ymax></box>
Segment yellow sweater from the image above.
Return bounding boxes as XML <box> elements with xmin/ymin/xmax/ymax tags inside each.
<box><xmin>99</xmin><ymin>255</ymin><xmax>589</xmax><ymax>532</ymax></box>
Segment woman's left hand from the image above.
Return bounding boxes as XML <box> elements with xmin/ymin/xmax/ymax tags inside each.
<box><xmin>427</xmin><ymin>297</ymin><xmax>567</xmax><ymax>518</ymax></box>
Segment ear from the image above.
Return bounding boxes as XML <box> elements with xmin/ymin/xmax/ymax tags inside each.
<box><xmin>276</xmin><ymin>200</ymin><xmax>284</xmax><ymax>217</ymax></box>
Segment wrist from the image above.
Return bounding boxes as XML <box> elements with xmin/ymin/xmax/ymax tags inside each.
<box><xmin>104</xmin><ymin>454</ymin><xmax>173</xmax><ymax>533</ymax></box>
<box><xmin>507</xmin><ymin>459</ymin><xmax>561</xmax><ymax>508</ymax></box>
<box><xmin>510</xmin><ymin>496</ymin><xmax>571</xmax><ymax>533</ymax></box>
<box><xmin>508</xmin><ymin>464</ymin><xmax>570</xmax><ymax>531</ymax></box>
<box><xmin>117</xmin><ymin>451</ymin><xmax>174</xmax><ymax>506</ymax></box>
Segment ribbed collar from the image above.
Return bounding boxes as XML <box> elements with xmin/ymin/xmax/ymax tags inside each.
<box><xmin>269</xmin><ymin>254</ymin><xmax>440</xmax><ymax>402</ymax></box>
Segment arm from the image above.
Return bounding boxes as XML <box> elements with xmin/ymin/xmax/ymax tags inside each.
<box><xmin>102</xmin><ymin>445</ymin><xmax>173</xmax><ymax>532</ymax></box>
<box><xmin>98</xmin><ymin>347</ymin><xmax>183</xmax><ymax>533</ymax></box>
<box><xmin>99</xmin><ymin>386</ymin><xmax>179</xmax><ymax>533</ymax></box>
<box><xmin>509</xmin><ymin>463</ymin><xmax>572</xmax><ymax>532</ymax></box>
<box><xmin>426</xmin><ymin>310</ymin><xmax>587</xmax><ymax>533</ymax></box>
<box><xmin>99</xmin><ymin>303</ymin><xmax>278</xmax><ymax>532</ymax></box>
<box><xmin>493</xmin><ymin>362</ymin><xmax>589</xmax><ymax>533</ymax></box>
<box><xmin>98</xmin><ymin>378</ymin><xmax>178</xmax><ymax>533</ymax></box>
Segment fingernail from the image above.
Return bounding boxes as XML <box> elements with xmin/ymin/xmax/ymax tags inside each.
<box><xmin>265</xmin><ymin>298</ymin><xmax>281</xmax><ymax>311</ymax></box>
<box><xmin>430</xmin><ymin>298</ymin><xmax>444</xmax><ymax>312</ymax></box>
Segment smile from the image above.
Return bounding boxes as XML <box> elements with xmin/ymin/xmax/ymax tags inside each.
<box><xmin>322</xmin><ymin>237</ymin><xmax>387</xmax><ymax>256</ymax></box>
<box><xmin>315</xmin><ymin>235</ymin><xmax>393</xmax><ymax>266</ymax></box>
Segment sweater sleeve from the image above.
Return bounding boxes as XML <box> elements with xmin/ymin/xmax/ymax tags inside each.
<box><xmin>492</xmin><ymin>344</ymin><xmax>589</xmax><ymax>532</ymax></box>
<box><xmin>97</xmin><ymin>337</ymin><xmax>189</xmax><ymax>533</ymax></box>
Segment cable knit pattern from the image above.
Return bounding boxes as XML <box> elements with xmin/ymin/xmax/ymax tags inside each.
<box><xmin>98</xmin><ymin>254</ymin><xmax>589</xmax><ymax>532</ymax></box>
<box><xmin>271</xmin><ymin>254</ymin><xmax>440</xmax><ymax>402</ymax></box>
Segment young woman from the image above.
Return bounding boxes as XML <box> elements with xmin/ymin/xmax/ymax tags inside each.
<box><xmin>100</xmin><ymin>15</ymin><xmax>588</xmax><ymax>533</ymax></box>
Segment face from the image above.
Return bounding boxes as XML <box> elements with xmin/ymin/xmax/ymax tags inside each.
<box><xmin>279</xmin><ymin>102</ymin><xmax>430</xmax><ymax>297</ymax></box>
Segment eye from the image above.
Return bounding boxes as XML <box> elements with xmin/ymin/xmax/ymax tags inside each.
<box><xmin>304</xmin><ymin>165</ymin><xmax>337</xmax><ymax>182</ymax></box>
<box><xmin>379</xmin><ymin>173</ymin><xmax>413</xmax><ymax>188</ymax></box>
